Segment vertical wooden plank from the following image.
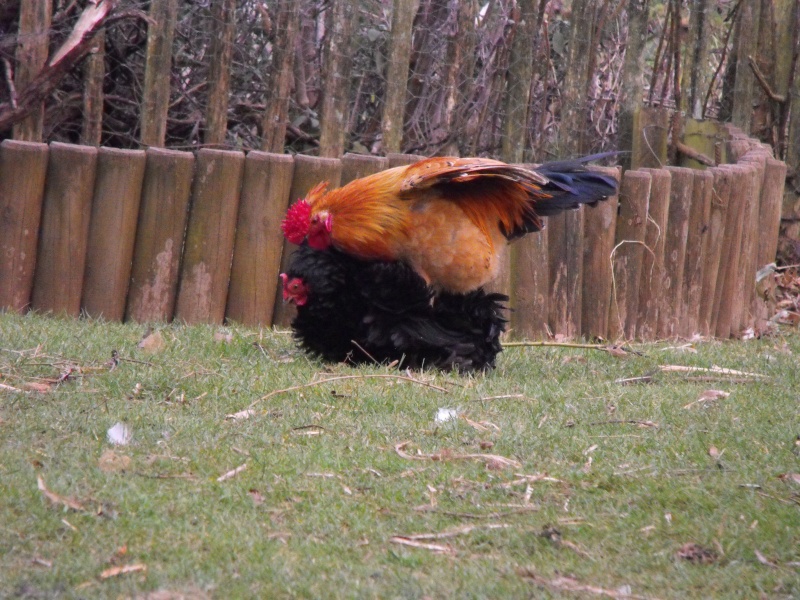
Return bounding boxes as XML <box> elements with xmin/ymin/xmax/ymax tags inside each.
<box><xmin>681</xmin><ymin>169</ymin><xmax>714</xmax><ymax>336</ymax></box>
<box><xmin>657</xmin><ymin>167</ymin><xmax>693</xmax><ymax>338</ymax></box>
<box><xmin>226</xmin><ymin>152</ymin><xmax>295</xmax><ymax>327</ymax></box>
<box><xmin>340</xmin><ymin>153</ymin><xmax>389</xmax><ymax>185</ymax></box>
<box><xmin>204</xmin><ymin>0</ymin><xmax>237</xmax><ymax>146</ymax></box>
<box><xmin>30</xmin><ymin>143</ymin><xmax>98</xmax><ymax>316</ymax></box>
<box><xmin>126</xmin><ymin>148</ymin><xmax>195</xmax><ymax>323</ymax></box>
<box><xmin>713</xmin><ymin>165</ymin><xmax>748</xmax><ymax>338</ymax></box>
<box><xmin>631</xmin><ymin>106</ymin><xmax>670</xmax><ymax>170</ymax></box>
<box><xmin>636</xmin><ymin>168</ymin><xmax>671</xmax><ymax>340</ymax></box>
<box><xmin>174</xmin><ymin>149</ymin><xmax>245</xmax><ymax>324</ymax></box>
<box><xmin>271</xmin><ymin>155</ymin><xmax>342</xmax><ymax>327</ymax></box>
<box><xmin>141</xmin><ymin>0</ymin><xmax>179</xmax><ymax>147</ymax></box>
<box><xmin>607</xmin><ymin>170</ymin><xmax>651</xmax><ymax>341</ymax></box>
<box><xmin>699</xmin><ymin>167</ymin><xmax>732</xmax><ymax>337</ymax></box>
<box><xmin>581</xmin><ymin>166</ymin><xmax>620</xmax><ymax>340</ymax></box>
<box><xmin>81</xmin><ymin>148</ymin><xmax>147</xmax><ymax>321</ymax></box>
<box><xmin>548</xmin><ymin>208</ymin><xmax>584</xmax><ymax>340</ymax></box>
<box><xmin>0</xmin><ymin>141</ymin><xmax>49</xmax><ymax>313</ymax></box>
<box><xmin>510</xmin><ymin>230</ymin><xmax>549</xmax><ymax>340</ymax></box>
<box><xmin>733</xmin><ymin>160</ymin><xmax>763</xmax><ymax>333</ymax></box>
<box><xmin>13</xmin><ymin>0</ymin><xmax>52</xmax><ymax>141</ymax></box>
<box><xmin>386</xmin><ymin>153</ymin><xmax>422</xmax><ymax>168</ymax></box>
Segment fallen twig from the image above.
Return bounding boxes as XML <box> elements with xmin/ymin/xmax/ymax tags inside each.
<box><xmin>394</xmin><ymin>523</ymin><xmax>511</xmax><ymax>541</ymax></box>
<box><xmin>388</xmin><ymin>537</ymin><xmax>454</xmax><ymax>554</ymax></box>
<box><xmin>517</xmin><ymin>569</ymin><xmax>656</xmax><ymax>599</ymax></box>
<box><xmin>37</xmin><ymin>476</ymin><xmax>85</xmax><ymax>512</ymax></box>
<box><xmin>217</xmin><ymin>463</ymin><xmax>247</xmax><ymax>482</ymax></box>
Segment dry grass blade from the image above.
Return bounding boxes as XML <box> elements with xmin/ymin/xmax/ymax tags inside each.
<box><xmin>396</xmin><ymin>523</ymin><xmax>511</xmax><ymax>541</ymax></box>
<box><xmin>659</xmin><ymin>365</ymin><xmax>765</xmax><ymax>378</ymax></box>
<box><xmin>388</xmin><ymin>536</ymin><xmax>455</xmax><ymax>554</ymax></box>
<box><xmin>394</xmin><ymin>441</ymin><xmax>522</xmax><ymax>469</ymax></box>
<box><xmin>99</xmin><ymin>563</ymin><xmax>148</xmax><ymax>579</ymax></box>
<box><xmin>517</xmin><ymin>569</ymin><xmax>656</xmax><ymax>599</ymax></box>
<box><xmin>500</xmin><ymin>473</ymin><xmax>563</xmax><ymax>488</ymax></box>
<box><xmin>216</xmin><ymin>463</ymin><xmax>247</xmax><ymax>482</ymax></box>
<box><xmin>37</xmin><ymin>476</ymin><xmax>85</xmax><ymax>512</ymax></box>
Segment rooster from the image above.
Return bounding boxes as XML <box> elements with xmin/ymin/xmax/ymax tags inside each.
<box><xmin>281</xmin><ymin>154</ymin><xmax>618</xmax><ymax>293</ymax></box>
<box><xmin>281</xmin><ymin>245</ymin><xmax>507</xmax><ymax>371</ymax></box>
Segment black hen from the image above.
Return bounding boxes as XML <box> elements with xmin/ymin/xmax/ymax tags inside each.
<box><xmin>281</xmin><ymin>245</ymin><xmax>507</xmax><ymax>371</ymax></box>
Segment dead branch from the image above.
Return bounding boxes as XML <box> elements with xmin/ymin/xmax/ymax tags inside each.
<box><xmin>748</xmin><ymin>55</ymin><xmax>786</xmax><ymax>103</ymax></box>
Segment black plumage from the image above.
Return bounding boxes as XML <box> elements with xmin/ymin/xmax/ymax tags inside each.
<box><xmin>283</xmin><ymin>245</ymin><xmax>507</xmax><ymax>371</ymax></box>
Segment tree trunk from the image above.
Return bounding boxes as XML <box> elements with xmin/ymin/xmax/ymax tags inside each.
<box><xmin>381</xmin><ymin>0</ymin><xmax>418</xmax><ymax>153</ymax></box>
<box><xmin>81</xmin><ymin>30</ymin><xmax>105</xmax><ymax>146</ymax></box>
<box><xmin>440</xmin><ymin>0</ymin><xmax>477</xmax><ymax>156</ymax></box>
<box><xmin>318</xmin><ymin>0</ymin><xmax>356</xmax><ymax>157</ymax></box>
<box><xmin>13</xmin><ymin>0</ymin><xmax>52</xmax><ymax>141</ymax></box>
<box><xmin>261</xmin><ymin>0</ymin><xmax>299</xmax><ymax>153</ymax></box>
<box><xmin>618</xmin><ymin>0</ymin><xmax>651</xmax><ymax>169</ymax></box>
<box><xmin>730</xmin><ymin>0</ymin><xmax>762</xmax><ymax>132</ymax></box>
<box><xmin>682</xmin><ymin>0</ymin><xmax>711</xmax><ymax>120</ymax></box>
<box><xmin>140</xmin><ymin>0</ymin><xmax>179</xmax><ymax>147</ymax></box>
<box><xmin>501</xmin><ymin>0</ymin><xmax>537</xmax><ymax>163</ymax></box>
<box><xmin>204</xmin><ymin>0</ymin><xmax>237</xmax><ymax>147</ymax></box>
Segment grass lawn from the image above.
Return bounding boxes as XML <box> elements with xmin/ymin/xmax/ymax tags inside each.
<box><xmin>1</xmin><ymin>311</ymin><xmax>798</xmax><ymax>599</ymax></box>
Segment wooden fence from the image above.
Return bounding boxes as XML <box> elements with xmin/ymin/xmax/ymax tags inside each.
<box><xmin>0</xmin><ymin>127</ymin><xmax>787</xmax><ymax>341</ymax></box>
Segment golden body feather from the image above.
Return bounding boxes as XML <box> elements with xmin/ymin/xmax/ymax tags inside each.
<box><xmin>303</xmin><ymin>157</ymin><xmax>553</xmax><ymax>293</ymax></box>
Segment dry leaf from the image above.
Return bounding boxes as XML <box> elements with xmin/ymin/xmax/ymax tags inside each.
<box><xmin>37</xmin><ymin>476</ymin><xmax>85</xmax><ymax>512</ymax></box>
<box><xmin>99</xmin><ymin>563</ymin><xmax>147</xmax><ymax>579</ymax></box>
<box><xmin>248</xmin><ymin>488</ymin><xmax>265</xmax><ymax>506</ymax></box>
<box><xmin>684</xmin><ymin>389</ymin><xmax>730</xmax><ymax>409</ymax></box>
<box><xmin>213</xmin><ymin>331</ymin><xmax>234</xmax><ymax>344</ymax></box>
<box><xmin>98</xmin><ymin>449</ymin><xmax>131</xmax><ymax>473</ymax></box>
<box><xmin>138</xmin><ymin>330</ymin><xmax>165</xmax><ymax>353</ymax></box>
<box><xmin>754</xmin><ymin>549</ymin><xmax>778</xmax><ymax>568</ymax></box>
<box><xmin>676</xmin><ymin>542</ymin><xmax>718</xmax><ymax>564</ymax></box>
<box><xmin>225</xmin><ymin>408</ymin><xmax>257</xmax><ymax>421</ymax></box>
<box><xmin>778</xmin><ymin>473</ymin><xmax>800</xmax><ymax>486</ymax></box>
<box><xmin>23</xmin><ymin>381</ymin><xmax>54</xmax><ymax>393</ymax></box>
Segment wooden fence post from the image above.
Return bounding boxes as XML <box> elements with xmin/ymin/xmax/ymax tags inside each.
<box><xmin>510</xmin><ymin>231</ymin><xmax>549</xmax><ymax>340</ymax></box>
<box><xmin>733</xmin><ymin>160</ymin><xmax>763</xmax><ymax>333</ymax></box>
<box><xmin>657</xmin><ymin>167</ymin><xmax>693</xmax><ymax>338</ymax></box>
<box><xmin>341</xmin><ymin>153</ymin><xmax>389</xmax><ymax>185</ymax></box>
<box><xmin>126</xmin><ymin>148</ymin><xmax>195</xmax><ymax>323</ymax></box>
<box><xmin>608</xmin><ymin>170</ymin><xmax>651</xmax><ymax>340</ymax></box>
<box><xmin>548</xmin><ymin>208</ymin><xmax>584</xmax><ymax>340</ymax></box>
<box><xmin>0</xmin><ymin>141</ymin><xmax>48</xmax><ymax>313</ymax></box>
<box><xmin>81</xmin><ymin>148</ymin><xmax>147</xmax><ymax>321</ymax></box>
<box><xmin>681</xmin><ymin>169</ymin><xmax>713</xmax><ymax>336</ymax></box>
<box><xmin>226</xmin><ymin>152</ymin><xmax>295</xmax><ymax>327</ymax></box>
<box><xmin>699</xmin><ymin>167</ymin><xmax>731</xmax><ymax>337</ymax></box>
<box><xmin>636</xmin><ymin>168</ymin><xmax>671</xmax><ymax>340</ymax></box>
<box><xmin>386</xmin><ymin>153</ymin><xmax>421</xmax><ymax>168</ymax></box>
<box><xmin>30</xmin><ymin>143</ymin><xmax>98</xmax><ymax>316</ymax></box>
<box><xmin>713</xmin><ymin>165</ymin><xmax>748</xmax><ymax>338</ymax></box>
<box><xmin>631</xmin><ymin>107</ymin><xmax>670</xmax><ymax>170</ymax></box>
<box><xmin>271</xmin><ymin>155</ymin><xmax>342</xmax><ymax>327</ymax></box>
<box><xmin>174</xmin><ymin>149</ymin><xmax>245</xmax><ymax>324</ymax></box>
<box><xmin>582</xmin><ymin>166</ymin><xmax>620</xmax><ymax>340</ymax></box>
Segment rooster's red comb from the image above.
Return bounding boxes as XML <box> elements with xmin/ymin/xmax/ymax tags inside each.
<box><xmin>281</xmin><ymin>200</ymin><xmax>312</xmax><ymax>244</ymax></box>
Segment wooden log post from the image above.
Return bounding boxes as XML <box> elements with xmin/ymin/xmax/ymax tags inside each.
<box><xmin>631</xmin><ymin>106</ymin><xmax>670</xmax><ymax>170</ymax></box>
<box><xmin>581</xmin><ymin>166</ymin><xmax>620</xmax><ymax>340</ymax></box>
<box><xmin>548</xmin><ymin>208</ymin><xmax>584</xmax><ymax>340</ymax></box>
<box><xmin>0</xmin><ymin>141</ymin><xmax>49</xmax><ymax>313</ymax></box>
<box><xmin>271</xmin><ymin>155</ymin><xmax>342</xmax><ymax>327</ymax></box>
<box><xmin>226</xmin><ymin>152</ymin><xmax>295</xmax><ymax>327</ymax></box>
<box><xmin>81</xmin><ymin>148</ymin><xmax>147</xmax><ymax>321</ymax></box>
<box><xmin>681</xmin><ymin>169</ymin><xmax>714</xmax><ymax>336</ymax></box>
<box><xmin>753</xmin><ymin>158</ymin><xmax>788</xmax><ymax>326</ymax></box>
<box><xmin>713</xmin><ymin>165</ymin><xmax>748</xmax><ymax>338</ymax></box>
<box><xmin>510</xmin><ymin>230</ymin><xmax>549</xmax><ymax>340</ymax></box>
<box><xmin>699</xmin><ymin>167</ymin><xmax>732</xmax><ymax>337</ymax></box>
<box><xmin>126</xmin><ymin>148</ymin><xmax>195</xmax><ymax>323</ymax></box>
<box><xmin>607</xmin><ymin>170</ymin><xmax>651</xmax><ymax>341</ymax></box>
<box><xmin>140</xmin><ymin>0</ymin><xmax>179</xmax><ymax>147</ymax></box>
<box><xmin>13</xmin><ymin>0</ymin><xmax>52</xmax><ymax>141</ymax></box>
<box><xmin>733</xmin><ymin>160</ymin><xmax>763</xmax><ymax>333</ymax></box>
<box><xmin>174</xmin><ymin>149</ymin><xmax>245</xmax><ymax>324</ymax></box>
<box><xmin>30</xmin><ymin>143</ymin><xmax>98</xmax><ymax>316</ymax></box>
<box><xmin>636</xmin><ymin>168</ymin><xmax>671</xmax><ymax>340</ymax></box>
<box><xmin>340</xmin><ymin>153</ymin><xmax>389</xmax><ymax>185</ymax></box>
<box><xmin>657</xmin><ymin>167</ymin><xmax>693</xmax><ymax>338</ymax></box>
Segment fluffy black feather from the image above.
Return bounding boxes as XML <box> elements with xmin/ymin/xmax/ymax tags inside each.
<box><xmin>285</xmin><ymin>245</ymin><xmax>507</xmax><ymax>371</ymax></box>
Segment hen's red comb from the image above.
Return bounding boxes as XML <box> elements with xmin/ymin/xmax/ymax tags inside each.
<box><xmin>281</xmin><ymin>200</ymin><xmax>312</xmax><ymax>244</ymax></box>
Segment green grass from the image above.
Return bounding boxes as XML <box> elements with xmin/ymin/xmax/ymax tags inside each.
<box><xmin>1</xmin><ymin>311</ymin><xmax>798</xmax><ymax>599</ymax></box>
